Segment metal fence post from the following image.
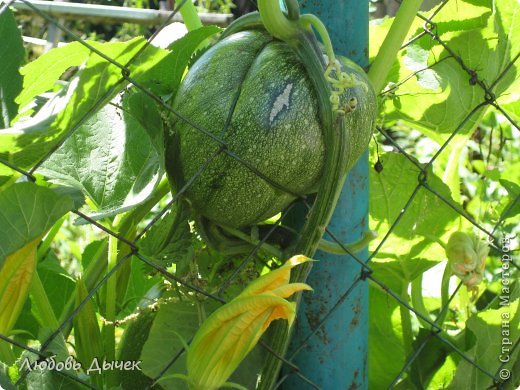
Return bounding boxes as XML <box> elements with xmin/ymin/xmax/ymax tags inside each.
<box><xmin>285</xmin><ymin>1</ymin><xmax>370</xmax><ymax>388</ymax></box>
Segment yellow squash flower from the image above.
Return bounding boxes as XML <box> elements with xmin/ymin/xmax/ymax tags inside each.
<box><xmin>187</xmin><ymin>255</ymin><xmax>312</xmax><ymax>390</ymax></box>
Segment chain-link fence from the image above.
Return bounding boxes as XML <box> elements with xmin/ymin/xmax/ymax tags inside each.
<box><xmin>0</xmin><ymin>0</ymin><xmax>518</xmax><ymax>389</ymax></box>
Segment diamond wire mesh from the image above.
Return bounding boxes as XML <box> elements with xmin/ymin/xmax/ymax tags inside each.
<box><xmin>0</xmin><ymin>0</ymin><xmax>518</xmax><ymax>389</ymax></box>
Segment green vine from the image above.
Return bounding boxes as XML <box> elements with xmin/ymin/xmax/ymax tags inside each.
<box><xmin>102</xmin><ymin>215</ymin><xmax>121</xmax><ymax>388</ymax></box>
<box><xmin>367</xmin><ymin>0</ymin><xmax>423</xmax><ymax>94</ymax></box>
<box><xmin>176</xmin><ymin>0</ymin><xmax>203</xmax><ymax>31</ymax></box>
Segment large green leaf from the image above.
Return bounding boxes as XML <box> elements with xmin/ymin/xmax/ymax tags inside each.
<box><xmin>448</xmin><ymin>299</ymin><xmax>519</xmax><ymax>389</ymax></box>
<box><xmin>38</xmin><ymin>89</ymin><xmax>163</xmax><ymax>218</ymax></box>
<box><xmin>0</xmin><ymin>25</ymin><xmax>223</xmax><ymax>187</ymax></box>
<box><xmin>369</xmin><ymin>286</ymin><xmax>405</xmax><ymax>388</ymax></box>
<box><xmin>0</xmin><ymin>182</ymin><xmax>75</xmax><ymax>270</ymax></box>
<box><xmin>15</xmin><ymin>44</ymin><xmax>90</xmax><ymax>114</ymax></box>
<box><xmin>0</xmin><ymin>8</ymin><xmax>24</xmax><ymax>128</ymax></box>
<box><xmin>370</xmin><ymin>152</ymin><xmax>459</xmax><ymax>239</ymax></box>
<box><xmin>379</xmin><ymin>0</ymin><xmax>520</xmax><ymax>141</ymax></box>
<box><xmin>0</xmin><ymin>38</ymin><xmax>170</xmax><ymax>187</ymax></box>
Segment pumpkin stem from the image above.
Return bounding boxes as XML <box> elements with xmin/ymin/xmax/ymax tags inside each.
<box><xmin>258</xmin><ymin>0</ymin><xmax>364</xmax><ymax>114</ymax></box>
<box><xmin>257</xmin><ymin>0</ymin><xmax>300</xmax><ymax>41</ymax></box>
<box><xmin>298</xmin><ymin>14</ymin><xmax>335</xmax><ymax>62</ymax></box>
<box><xmin>284</xmin><ymin>0</ymin><xmax>300</xmax><ymax>20</ymax></box>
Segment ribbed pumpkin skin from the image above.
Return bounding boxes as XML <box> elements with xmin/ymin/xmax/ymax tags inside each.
<box><xmin>166</xmin><ymin>30</ymin><xmax>323</xmax><ymax>227</ymax></box>
<box><xmin>166</xmin><ymin>30</ymin><xmax>375</xmax><ymax>228</ymax></box>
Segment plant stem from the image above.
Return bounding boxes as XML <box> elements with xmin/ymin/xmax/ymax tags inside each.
<box><xmin>258</xmin><ymin>0</ymin><xmax>299</xmax><ymax>41</ymax></box>
<box><xmin>100</xmin><ymin>199</ymin><xmax>145</xmax><ymax>387</ymax></box>
<box><xmin>177</xmin><ymin>0</ymin><xmax>203</xmax><ymax>31</ymax></box>
<box><xmin>36</xmin><ymin>215</ymin><xmax>67</xmax><ymax>260</ymax></box>
<box><xmin>58</xmin><ymin>178</ymin><xmax>170</xmax><ymax>336</ymax></box>
<box><xmin>410</xmin><ymin>275</ymin><xmax>431</xmax><ymax>329</ymax></box>
<box><xmin>30</xmin><ymin>272</ymin><xmax>60</xmax><ymax>330</ymax></box>
<box><xmin>442</xmin><ymin>111</ymin><xmax>485</xmax><ymax>206</ymax></box>
<box><xmin>31</xmin><ymin>216</ymin><xmax>68</xmax><ymax>344</ymax></box>
<box><xmin>318</xmin><ymin>230</ymin><xmax>378</xmax><ymax>254</ymax></box>
<box><xmin>220</xmin><ymin>226</ymin><xmax>376</xmax><ymax>258</ymax></box>
<box><xmin>218</xmin><ymin>225</ymin><xmax>284</xmax><ymax>259</ymax></box>
<box><xmin>103</xmin><ymin>215</ymin><xmax>121</xmax><ymax>387</ymax></box>
<box><xmin>58</xmin><ymin>240</ymin><xmax>108</xmax><ymax>328</ymax></box>
<box><xmin>459</xmin><ymin>284</ymin><xmax>470</xmax><ymax>322</ymax></box>
<box><xmin>400</xmin><ymin>283</ymin><xmax>414</xmax><ymax>357</ymax></box>
<box><xmin>14</xmin><ymin>218</ymin><xmax>65</xmax><ymax>340</ymax></box>
<box><xmin>299</xmin><ymin>14</ymin><xmax>335</xmax><ymax>61</ymax></box>
<box><xmin>437</xmin><ymin>261</ymin><xmax>452</xmax><ymax>326</ymax></box>
<box><xmin>30</xmin><ymin>271</ymin><xmax>70</xmax><ymax>355</ymax></box>
<box><xmin>368</xmin><ymin>0</ymin><xmax>423</xmax><ymax>94</ymax></box>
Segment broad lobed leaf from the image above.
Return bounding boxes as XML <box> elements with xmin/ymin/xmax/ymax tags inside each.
<box><xmin>448</xmin><ymin>298</ymin><xmax>519</xmax><ymax>388</ymax></box>
<box><xmin>38</xmin><ymin>89</ymin><xmax>163</xmax><ymax>218</ymax></box>
<box><xmin>1</xmin><ymin>37</ymin><xmax>170</xmax><ymax>187</ymax></box>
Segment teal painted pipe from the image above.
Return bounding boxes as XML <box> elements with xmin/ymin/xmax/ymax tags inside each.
<box><xmin>284</xmin><ymin>1</ymin><xmax>370</xmax><ymax>389</ymax></box>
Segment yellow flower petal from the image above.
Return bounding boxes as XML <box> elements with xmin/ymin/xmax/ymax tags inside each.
<box><xmin>270</xmin><ymin>283</ymin><xmax>313</xmax><ymax>298</ymax></box>
<box><xmin>238</xmin><ymin>255</ymin><xmax>312</xmax><ymax>298</ymax></box>
<box><xmin>187</xmin><ymin>295</ymin><xmax>295</xmax><ymax>389</ymax></box>
<box><xmin>0</xmin><ymin>238</ymin><xmax>39</xmax><ymax>334</ymax></box>
<box><xmin>263</xmin><ymin>300</ymin><xmax>297</xmax><ymax>329</ymax></box>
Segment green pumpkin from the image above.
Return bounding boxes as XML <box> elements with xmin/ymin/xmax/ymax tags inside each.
<box><xmin>165</xmin><ymin>29</ymin><xmax>375</xmax><ymax>228</ymax></box>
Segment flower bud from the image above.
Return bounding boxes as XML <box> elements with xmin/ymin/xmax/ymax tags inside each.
<box><xmin>446</xmin><ymin>232</ymin><xmax>489</xmax><ymax>291</ymax></box>
<box><xmin>0</xmin><ymin>238</ymin><xmax>40</xmax><ymax>335</ymax></box>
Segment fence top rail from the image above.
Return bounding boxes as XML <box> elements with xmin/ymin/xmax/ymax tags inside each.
<box><xmin>10</xmin><ymin>0</ymin><xmax>233</xmax><ymax>26</ymax></box>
